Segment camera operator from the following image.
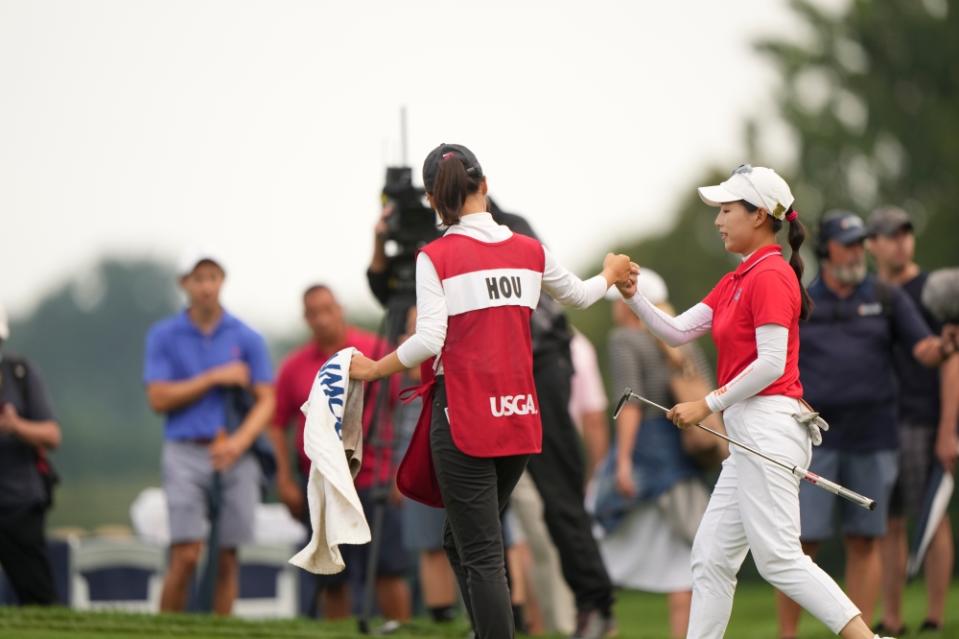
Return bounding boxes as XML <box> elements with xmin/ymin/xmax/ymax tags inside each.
<box><xmin>367</xmin><ymin>203</ymin><xmax>398</xmax><ymax>309</ymax></box>
<box><xmin>367</xmin><ymin>190</ymin><xmax>616</xmax><ymax>638</ymax></box>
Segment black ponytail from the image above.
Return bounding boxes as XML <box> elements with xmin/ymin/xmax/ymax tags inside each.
<box><xmin>784</xmin><ymin>209</ymin><xmax>814</xmax><ymax>320</ymax></box>
<box><xmin>743</xmin><ymin>200</ymin><xmax>814</xmax><ymax>320</ymax></box>
<box><xmin>432</xmin><ymin>154</ymin><xmax>483</xmax><ymax>226</ymax></box>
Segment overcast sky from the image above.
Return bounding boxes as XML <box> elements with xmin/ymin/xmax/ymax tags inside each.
<box><xmin>1</xmin><ymin>0</ymin><xmax>821</xmax><ymax>334</ymax></box>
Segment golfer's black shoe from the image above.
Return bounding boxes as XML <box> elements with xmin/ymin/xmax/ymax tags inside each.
<box><xmin>873</xmin><ymin>621</ymin><xmax>906</xmax><ymax>636</ymax></box>
<box><xmin>919</xmin><ymin>619</ymin><xmax>943</xmax><ymax>633</ymax></box>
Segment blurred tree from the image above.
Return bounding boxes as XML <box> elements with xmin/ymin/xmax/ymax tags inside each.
<box><xmin>6</xmin><ymin>259</ymin><xmax>179</xmax><ymax>525</ymax></box>
<box><xmin>756</xmin><ymin>0</ymin><xmax>959</xmax><ymax>268</ymax></box>
<box><xmin>570</xmin><ymin>0</ymin><xmax>959</xmax><ymax>578</ymax></box>
<box><xmin>7</xmin><ymin>260</ymin><xmax>182</xmax><ymax>475</ymax></box>
<box><xmin>573</xmin><ymin>0</ymin><xmax>959</xmax><ymax>393</ymax></box>
<box><xmin>3</xmin><ymin>258</ymin><xmax>379</xmax><ymax>527</ymax></box>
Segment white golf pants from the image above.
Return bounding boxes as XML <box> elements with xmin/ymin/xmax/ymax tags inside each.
<box><xmin>686</xmin><ymin>395</ymin><xmax>861</xmax><ymax>638</ymax></box>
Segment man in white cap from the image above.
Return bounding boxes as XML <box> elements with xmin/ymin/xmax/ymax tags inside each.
<box><xmin>0</xmin><ymin>304</ymin><xmax>62</xmax><ymax>605</ymax></box>
<box><xmin>143</xmin><ymin>250</ymin><xmax>275</xmax><ymax>614</ymax></box>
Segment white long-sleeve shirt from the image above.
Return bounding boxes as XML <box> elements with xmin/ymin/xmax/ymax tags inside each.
<box><xmin>623</xmin><ymin>290</ymin><xmax>789</xmax><ymax>412</ymax></box>
<box><xmin>396</xmin><ymin>212</ymin><xmax>608</xmax><ymax>369</ymax></box>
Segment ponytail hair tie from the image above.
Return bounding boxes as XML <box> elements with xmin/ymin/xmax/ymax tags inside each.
<box><xmin>786</xmin><ymin>209</ymin><xmax>799</xmax><ymax>222</ymax></box>
<box><xmin>442</xmin><ymin>152</ymin><xmax>456</xmax><ymax>160</ymax></box>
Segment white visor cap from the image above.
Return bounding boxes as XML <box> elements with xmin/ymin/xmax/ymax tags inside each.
<box><xmin>698</xmin><ymin>166</ymin><xmax>795</xmax><ymax>220</ymax></box>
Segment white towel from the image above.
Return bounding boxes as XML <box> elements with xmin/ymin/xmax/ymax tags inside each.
<box><xmin>289</xmin><ymin>347</ymin><xmax>371</xmax><ymax>574</ymax></box>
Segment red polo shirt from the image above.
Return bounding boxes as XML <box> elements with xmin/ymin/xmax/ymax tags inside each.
<box><xmin>702</xmin><ymin>244</ymin><xmax>803</xmax><ymax>399</ymax></box>
<box><xmin>272</xmin><ymin>327</ymin><xmax>395</xmax><ymax>490</ymax></box>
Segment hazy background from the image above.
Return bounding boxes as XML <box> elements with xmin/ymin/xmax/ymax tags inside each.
<box><xmin>2</xmin><ymin>0</ymin><xmax>957</xmax><ymax>551</ymax></box>
<box><xmin>1</xmin><ymin>0</ymin><xmax>798</xmax><ymax>331</ymax></box>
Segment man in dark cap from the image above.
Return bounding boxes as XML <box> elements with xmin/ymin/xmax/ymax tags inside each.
<box><xmin>866</xmin><ymin>207</ymin><xmax>957</xmax><ymax>635</ymax></box>
<box><xmin>777</xmin><ymin>210</ymin><xmax>948</xmax><ymax>637</ymax></box>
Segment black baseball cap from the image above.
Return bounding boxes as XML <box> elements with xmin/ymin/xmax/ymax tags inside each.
<box><xmin>819</xmin><ymin>210</ymin><xmax>868</xmax><ymax>245</ymax></box>
<box><xmin>866</xmin><ymin>206</ymin><xmax>913</xmax><ymax>237</ymax></box>
<box><xmin>422</xmin><ymin>143</ymin><xmax>483</xmax><ymax>193</ymax></box>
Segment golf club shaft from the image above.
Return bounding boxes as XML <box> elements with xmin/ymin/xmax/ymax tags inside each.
<box><xmin>622</xmin><ymin>391</ymin><xmax>876</xmax><ymax>511</ymax></box>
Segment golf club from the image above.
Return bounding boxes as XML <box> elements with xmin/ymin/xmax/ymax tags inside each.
<box><xmin>613</xmin><ymin>388</ymin><xmax>876</xmax><ymax>511</ymax></box>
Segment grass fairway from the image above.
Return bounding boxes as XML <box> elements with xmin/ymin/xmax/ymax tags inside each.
<box><xmin>1</xmin><ymin>582</ymin><xmax>956</xmax><ymax>638</ymax></box>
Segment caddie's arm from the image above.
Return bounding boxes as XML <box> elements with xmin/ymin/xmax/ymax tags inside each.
<box><xmin>353</xmin><ymin>251</ymin><xmax>446</xmax><ymax>383</ymax></box>
<box><xmin>350</xmin><ymin>351</ymin><xmax>407</xmax><ymax>382</ymax></box>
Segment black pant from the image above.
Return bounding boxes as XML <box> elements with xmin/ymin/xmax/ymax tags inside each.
<box><xmin>0</xmin><ymin>505</ymin><xmax>56</xmax><ymax>605</ymax></box>
<box><xmin>526</xmin><ymin>352</ymin><xmax>614</xmax><ymax>614</ymax></box>
<box><xmin>430</xmin><ymin>379</ymin><xmax>529</xmax><ymax>639</ymax></box>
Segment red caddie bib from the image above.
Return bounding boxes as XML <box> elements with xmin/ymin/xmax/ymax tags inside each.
<box><xmin>396</xmin><ymin>232</ymin><xmax>545</xmax><ymax>506</ymax></box>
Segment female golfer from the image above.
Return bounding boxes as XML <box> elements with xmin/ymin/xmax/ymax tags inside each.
<box><xmin>350</xmin><ymin>143</ymin><xmax>631</xmax><ymax>639</ymax></box>
<box><xmin>616</xmin><ymin>165</ymin><xmax>892</xmax><ymax>639</ymax></box>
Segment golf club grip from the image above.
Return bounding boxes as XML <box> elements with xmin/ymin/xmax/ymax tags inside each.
<box><xmin>796</xmin><ymin>467</ymin><xmax>876</xmax><ymax>511</ymax></box>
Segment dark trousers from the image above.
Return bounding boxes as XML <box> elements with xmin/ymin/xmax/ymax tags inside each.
<box><xmin>430</xmin><ymin>379</ymin><xmax>528</xmax><ymax>639</ymax></box>
<box><xmin>0</xmin><ymin>505</ymin><xmax>56</xmax><ymax>605</ymax></box>
<box><xmin>526</xmin><ymin>352</ymin><xmax>614</xmax><ymax>614</ymax></box>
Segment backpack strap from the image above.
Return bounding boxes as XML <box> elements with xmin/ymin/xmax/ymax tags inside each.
<box><xmin>873</xmin><ymin>280</ymin><xmax>895</xmax><ymax>318</ymax></box>
<box><xmin>1</xmin><ymin>355</ymin><xmax>31</xmax><ymax>410</ymax></box>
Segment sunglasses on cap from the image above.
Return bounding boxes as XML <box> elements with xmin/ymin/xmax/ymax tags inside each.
<box><xmin>731</xmin><ymin>164</ymin><xmax>774</xmax><ymax>214</ymax></box>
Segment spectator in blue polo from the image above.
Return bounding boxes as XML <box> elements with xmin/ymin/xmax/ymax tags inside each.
<box><xmin>143</xmin><ymin>249</ymin><xmax>275</xmax><ymax>615</ymax></box>
<box><xmin>777</xmin><ymin>210</ymin><xmax>948</xmax><ymax>638</ymax></box>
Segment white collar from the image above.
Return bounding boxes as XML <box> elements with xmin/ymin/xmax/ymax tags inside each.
<box><xmin>443</xmin><ymin>211</ymin><xmax>512</xmax><ymax>242</ymax></box>
<box><xmin>457</xmin><ymin>212</ymin><xmax>494</xmax><ymax>226</ymax></box>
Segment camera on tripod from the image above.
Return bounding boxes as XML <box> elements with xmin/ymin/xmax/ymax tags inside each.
<box><xmin>380</xmin><ymin>166</ymin><xmax>441</xmax><ymax>298</ymax></box>
<box><xmin>382</xmin><ymin>167</ymin><xmax>438</xmax><ymax>251</ymax></box>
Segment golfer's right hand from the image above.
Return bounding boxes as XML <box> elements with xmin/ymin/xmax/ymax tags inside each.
<box><xmin>616</xmin><ymin>262</ymin><xmax>640</xmax><ymax>298</ymax></box>
<box><xmin>615</xmin><ymin>461</ymin><xmax>637</xmax><ymax>498</ymax></box>
<box><xmin>668</xmin><ymin>399</ymin><xmax>711</xmax><ymax>429</ymax></box>
<box><xmin>208</xmin><ymin>361</ymin><xmax>250</xmax><ymax>388</ymax></box>
<box><xmin>277</xmin><ymin>475</ymin><xmax>305</xmax><ymax>518</ymax></box>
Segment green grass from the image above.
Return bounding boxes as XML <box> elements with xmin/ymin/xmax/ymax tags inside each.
<box><xmin>1</xmin><ymin>582</ymin><xmax>957</xmax><ymax>638</ymax></box>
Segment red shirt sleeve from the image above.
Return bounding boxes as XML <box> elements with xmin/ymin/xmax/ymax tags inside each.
<box><xmin>748</xmin><ymin>269</ymin><xmax>799</xmax><ymax>328</ymax></box>
<box><xmin>271</xmin><ymin>359</ymin><xmax>297</xmax><ymax>430</ymax></box>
